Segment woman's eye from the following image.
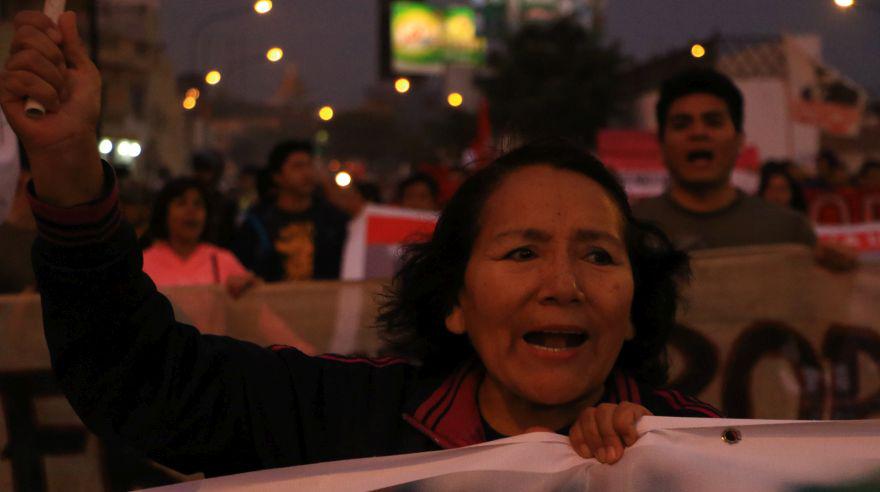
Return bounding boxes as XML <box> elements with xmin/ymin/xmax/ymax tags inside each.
<box><xmin>585</xmin><ymin>249</ymin><xmax>614</xmax><ymax>265</ymax></box>
<box><xmin>503</xmin><ymin>247</ymin><xmax>536</xmax><ymax>261</ymax></box>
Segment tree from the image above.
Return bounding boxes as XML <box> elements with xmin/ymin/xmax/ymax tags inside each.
<box><xmin>477</xmin><ymin>17</ymin><xmax>626</xmax><ymax>146</ymax></box>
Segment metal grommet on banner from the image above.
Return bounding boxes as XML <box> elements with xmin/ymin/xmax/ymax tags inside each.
<box><xmin>721</xmin><ymin>428</ymin><xmax>742</xmax><ymax>444</ymax></box>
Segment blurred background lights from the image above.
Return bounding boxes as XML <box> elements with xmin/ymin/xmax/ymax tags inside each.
<box><xmin>315</xmin><ymin>129</ymin><xmax>330</xmax><ymax>144</ymax></box>
<box><xmin>205</xmin><ymin>70</ymin><xmax>222</xmax><ymax>85</ymax></box>
<box><xmin>394</xmin><ymin>77</ymin><xmax>411</xmax><ymax>94</ymax></box>
<box><xmin>116</xmin><ymin>140</ymin><xmax>142</xmax><ymax>158</ymax></box>
<box><xmin>98</xmin><ymin>138</ymin><xmax>113</xmax><ymax>155</ymax></box>
<box><xmin>447</xmin><ymin>92</ymin><xmax>463</xmax><ymax>107</ymax></box>
<box><xmin>319</xmin><ymin>106</ymin><xmax>335</xmax><ymax>121</ymax></box>
<box><xmin>266</xmin><ymin>47</ymin><xmax>284</xmax><ymax>62</ymax></box>
<box><xmin>185</xmin><ymin>88</ymin><xmax>200</xmax><ymax>99</ymax></box>
<box><xmin>691</xmin><ymin>43</ymin><xmax>706</xmax><ymax>58</ymax></box>
<box><xmin>182</xmin><ymin>96</ymin><xmax>197</xmax><ymax>110</ymax></box>
<box><xmin>254</xmin><ymin>0</ymin><xmax>273</xmax><ymax>14</ymax></box>
<box><xmin>334</xmin><ymin>171</ymin><xmax>352</xmax><ymax>188</ymax></box>
<box><xmin>834</xmin><ymin>0</ymin><xmax>854</xmax><ymax>7</ymax></box>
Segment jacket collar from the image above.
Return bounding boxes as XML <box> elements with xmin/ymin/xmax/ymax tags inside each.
<box><xmin>402</xmin><ymin>359</ymin><xmax>485</xmax><ymax>449</ymax></box>
<box><xmin>403</xmin><ymin>361</ymin><xmax>641</xmax><ymax>450</ymax></box>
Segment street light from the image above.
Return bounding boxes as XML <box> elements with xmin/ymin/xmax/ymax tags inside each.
<box><xmin>205</xmin><ymin>70</ymin><xmax>222</xmax><ymax>85</ymax></box>
<box><xmin>266</xmin><ymin>47</ymin><xmax>284</xmax><ymax>63</ymax></box>
<box><xmin>254</xmin><ymin>0</ymin><xmax>273</xmax><ymax>14</ymax></box>
<box><xmin>319</xmin><ymin>106</ymin><xmax>335</xmax><ymax>121</ymax></box>
<box><xmin>447</xmin><ymin>92</ymin><xmax>463</xmax><ymax>107</ymax></box>
<box><xmin>98</xmin><ymin>138</ymin><xmax>113</xmax><ymax>155</ymax></box>
<box><xmin>834</xmin><ymin>0</ymin><xmax>855</xmax><ymax>7</ymax></box>
<box><xmin>185</xmin><ymin>88</ymin><xmax>201</xmax><ymax>99</ymax></box>
<box><xmin>183</xmin><ymin>96</ymin><xmax>197</xmax><ymax>110</ymax></box>
<box><xmin>335</xmin><ymin>171</ymin><xmax>352</xmax><ymax>188</ymax></box>
<box><xmin>190</xmin><ymin>3</ymin><xmax>274</xmax><ymax>71</ymax></box>
<box><xmin>691</xmin><ymin>43</ymin><xmax>706</xmax><ymax>58</ymax></box>
<box><xmin>394</xmin><ymin>77</ymin><xmax>411</xmax><ymax>94</ymax></box>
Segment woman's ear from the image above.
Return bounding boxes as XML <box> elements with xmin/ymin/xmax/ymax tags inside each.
<box><xmin>445</xmin><ymin>305</ymin><xmax>466</xmax><ymax>335</ymax></box>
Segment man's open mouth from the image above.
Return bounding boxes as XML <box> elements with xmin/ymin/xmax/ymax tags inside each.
<box><xmin>687</xmin><ymin>150</ymin><xmax>714</xmax><ymax>162</ymax></box>
<box><xmin>523</xmin><ymin>331</ymin><xmax>589</xmax><ymax>351</ymax></box>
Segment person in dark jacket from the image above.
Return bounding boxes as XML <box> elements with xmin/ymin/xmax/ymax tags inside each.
<box><xmin>232</xmin><ymin>140</ymin><xmax>350</xmax><ymax>281</ymax></box>
<box><xmin>1</xmin><ymin>10</ymin><xmax>720</xmax><ymax>480</ymax></box>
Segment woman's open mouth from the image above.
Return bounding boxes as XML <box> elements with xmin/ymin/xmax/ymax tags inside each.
<box><xmin>522</xmin><ymin>331</ymin><xmax>589</xmax><ymax>352</ymax></box>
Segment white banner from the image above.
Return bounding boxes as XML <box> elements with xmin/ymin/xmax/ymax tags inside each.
<box><xmin>784</xmin><ymin>35</ymin><xmax>868</xmax><ymax>137</ymax></box>
<box><xmin>147</xmin><ymin>417</ymin><xmax>880</xmax><ymax>492</ymax></box>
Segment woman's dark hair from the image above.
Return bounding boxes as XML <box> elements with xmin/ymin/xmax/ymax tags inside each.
<box><xmin>758</xmin><ymin>161</ymin><xmax>808</xmax><ymax>213</ymax></box>
<box><xmin>148</xmin><ymin>177</ymin><xmax>212</xmax><ymax>241</ymax></box>
<box><xmin>377</xmin><ymin>139</ymin><xmax>689</xmax><ymax>386</ymax></box>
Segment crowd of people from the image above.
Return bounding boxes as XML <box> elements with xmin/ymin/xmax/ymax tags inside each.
<box><xmin>0</xmin><ymin>132</ymin><xmax>450</xmax><ymax>294</ymax></box>
<box><xmin>2</xmin><ymin>68</ymin><xmax>868</xmax><ymax>295</ymax></box>
<box><xmin>0</xmin><ymin>65</ymin><xmax>868</xmax><ymax>296</ymax></box>
<box><xmin>0</xmin><ymin>8</ymin><xmax>875</xmax><ymax>481</ymax></box>
<box><xmin>758</xmin><ymin>153</ymin><xmax>880</xmax><ymax>217</ymax></box>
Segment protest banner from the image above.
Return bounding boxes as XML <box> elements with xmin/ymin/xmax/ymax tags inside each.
<box><xmin>596</xmin><ymin>129</ymin><xmax>761</xmax><ymax>199</ymax></box>
<box><xmin>341</xmin><ymin>204</ymin><xmax>438</xmax><ymax>280</ymax></box>
<box><xmin>0</xmin><ymin>245</ymin><xmax>878</xmax><ymax>490</ymax></box>
<box><xmin>784</xmin><ymin>35</ymin><xmax>868</xmax><ymax>137</ymax></box>
<box><xmin>818</xmin><ymin>222</ymin><xmax>880</xmax><ymax>257</ymax></box>
<box><xmin>147</xmin><ymin>417</ymin><xmax>880</xmax><ymax>492</ymax></box>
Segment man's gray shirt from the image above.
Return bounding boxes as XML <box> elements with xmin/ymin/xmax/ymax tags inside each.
<box><xmin>632</xmin><ymin>191</ymin><xmax>817</xmax><ymax>251</ymax></box>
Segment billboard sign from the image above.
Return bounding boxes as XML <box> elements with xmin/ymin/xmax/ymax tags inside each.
<box><xmin>391</xmin><ymin>2</ymin><xmax>486</xmax><ymax>75</ymax></box>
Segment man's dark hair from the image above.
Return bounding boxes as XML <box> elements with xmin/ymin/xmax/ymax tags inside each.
<box><xmin>395</xmin><ymin>172</ymin><xmax>439</xmax><ymax>203</ymax></box>
<box><xmin>357</xmin><ymin>181</ymin><xmax>383</xmax><ymax>203</ymax></box>
<box><xmin>266</xmin><ymin>139</ymin><xmax>314</xmax><ymax>176</ymax></box>
<box><xmin>655</xmin><ymin>68</ymin><xmax>744</xmax><ymax>138</ymax></box>
<box><xmin>148</xmin><ymin>177</ymin><xmax>212</xmax><ymax>241</ymax></box>
<box><xmin>191</xmin><ymin>150</ymin><xmax>224</xmax><ymax>173</ymax></box>
<box><xmin>377</xmin><ymin>138</ymin><xmax>690</xmax><ymax>386</ymax></box>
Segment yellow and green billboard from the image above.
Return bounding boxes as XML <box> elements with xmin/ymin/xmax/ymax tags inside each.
<box><xmin>391</xmin><ymin>2</ymin><xmax>486</xmax><ymax>74</ymax></box>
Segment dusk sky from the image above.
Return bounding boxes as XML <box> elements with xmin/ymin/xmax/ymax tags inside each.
<box><xmin>159</xmin><ymin>0</ymin><xmax>880</xmax><ymax>110</ymax></box>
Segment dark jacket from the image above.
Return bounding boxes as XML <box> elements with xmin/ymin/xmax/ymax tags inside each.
<box><xmin>232</xmin><ymin>196</ymin><xmax>349</xmax><ymax>281</ymax></box>
<box><xmin>29</xmin><ymin>164</ymin><xmax>721</xmax><ymax>478</ymax></box>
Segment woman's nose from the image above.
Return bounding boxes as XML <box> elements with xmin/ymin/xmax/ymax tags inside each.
<box><xmin>539</xmin><ymin>258</ymin><xmax>586</xmax><ymax>305</ymax></box>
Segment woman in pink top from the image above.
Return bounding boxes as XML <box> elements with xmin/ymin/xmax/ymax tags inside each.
<box><xmin>143</xmin><ymin>178</ymin><xmax>258</xmax><ymax>297</ymax></box>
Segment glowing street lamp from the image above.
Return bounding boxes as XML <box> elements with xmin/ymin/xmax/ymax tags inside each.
<box><xmin>691</xmin><ymin>43</ymin><xmax>706</xmax><ymax>58</ymax></box>
<box><xmin>447</xmin><ymin>92</ymin><xmax>463</xmax><ymax>108</ymax></box>
<box><xmin>834</xmin><ymin>0</ymin><xmax>855</xmax><ymax>8</ymax></box>
<box><xmin>185</xmin><ymin>88</ymin><xmax>201</xmax><ymax>99</ymax></box>
<box><xmin>183</xmin><ymin>96</ymin><xmax>197</xmax><ymax>110</ymax></box>
<box><xmin>116</xmin><ymin>140</ymin><xmax>142</xmax><ymax>158</ymax></box>
<box><xmin>98</xmin><ymin>138</ymin><xmax>113</xmax><ymax>155</ymax></box>
<box><xmin>205</xmin><ymin>70</ymin><xmax>222</xmax><ymax>85</ymax></box>
<box><xmin>394</xmin><ymin>77</ymin><xmax>411</xmax><ymax>94</ymax></box>
<box><xmin>335</xmin><ymin>171</ymin><xmax>352</xmax><ymax>188</ymax></box>
<box><xmin>319</xmin><ymin>106</ymin><xmax>335</xmax><ymax>121</ymax></box>
<box><xmin>266</xmin><ymin>47</ymin><xmax>284</xmax><ymax>63</ymax></box>
<box><xmin>254</xmin><ymin>0</ymin><xmax>273</xmax><ymax>14</ymax></box>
